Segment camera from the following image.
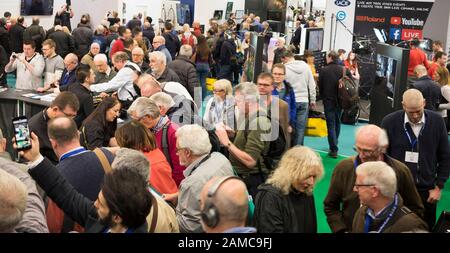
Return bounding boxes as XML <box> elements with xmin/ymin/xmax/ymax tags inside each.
<box><xmin>12</xmin><ymin>54</ymin><xmax>17</xmax><ymax>59</ymax></box>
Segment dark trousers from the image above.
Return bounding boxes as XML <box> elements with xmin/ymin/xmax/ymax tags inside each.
<box><xmin>418</xmin><ymin>189</ymin><xmax>437</xmax><ymax>230</ymax></box>
<box><xmin>324</xmin><ymin>106</ymin><xmax>342</xmax><ymax>152</ymax></box>
<box><xmin>218</xmin><ymin>64</ymin><xmax>233</xmax><ymax>83</ymax></box>
<box><xmin>240</xmin><ymin>173</ymin><xmax>266</xmax><ymax>200</ymax></box>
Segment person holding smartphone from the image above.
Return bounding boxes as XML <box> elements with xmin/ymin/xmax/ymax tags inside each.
<box><xmin>5</xmin><ymin>40</ymin><xmax>45</xmax><ymax>90</ymax></box>
<box><xmin>55</xmin><ymin>3</ymin><xmax>74</xmax><ymax>31</ymax></box>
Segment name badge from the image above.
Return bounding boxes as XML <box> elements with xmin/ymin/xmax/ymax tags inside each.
<box><xmin>405</xmin><ymin>151</ymin><xmax>419</xmax><ymax>163</ymax></box>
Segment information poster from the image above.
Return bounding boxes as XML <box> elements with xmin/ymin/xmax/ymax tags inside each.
<box><xmin>353</xmin><ymin>0</ymin><xmax>434</xmax><ymax>43</ymax></box>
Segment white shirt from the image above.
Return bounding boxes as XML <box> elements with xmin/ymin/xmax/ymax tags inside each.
<box><xmin>404</xmin><ymin>112</ymin><xmax>426</xmax><ymax>138</ymax></box>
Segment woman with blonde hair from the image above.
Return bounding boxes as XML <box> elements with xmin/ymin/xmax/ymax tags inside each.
<box><xmin>253</xmin><ymin>146</ymin><xmax>324</xmax><ymax>233</ymax></box>
<box><xmin>435</xmin><ymin>66</ymin><xmax>450</xmax><ymax>131</ymax></box>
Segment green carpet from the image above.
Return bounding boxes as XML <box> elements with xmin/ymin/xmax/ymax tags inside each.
<box><xmin>307</xmin><ymin>124</ymin><xmax>450</xmax><ymax>233</ymax></box>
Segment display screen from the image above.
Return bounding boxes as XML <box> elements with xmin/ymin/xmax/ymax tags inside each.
<box><xmin>306</xmin><ymin>29</ymin><xmax>324</xmax><ymax>52</ymax></box>
<box><xmin>21</xmin><ymin>0</ymin><xmax>54</xmax><ymax>16</ymax></box>
<box><xmin>376</xmin><ymin>55</ymin><xmax>397</xmax><ymax>97</ymax></box>
<box><xmin>13</xmin><ymin>117</ymin><xmax>31</xmax><ymax>150</ymax></box>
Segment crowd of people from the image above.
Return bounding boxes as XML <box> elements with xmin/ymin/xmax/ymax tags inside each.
<box><xmin>0</xmin><ymin>6</ymin><xmax>449</xmax><ymax>234</ymax></box>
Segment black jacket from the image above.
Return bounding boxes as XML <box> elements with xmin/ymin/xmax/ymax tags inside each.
<box><xmin>29</xmin><ymin>158</ymin><xmax>148</xmax><ymax>233</ymax></box>
<box><xmin>81</xmin><ymin>117</ymin><xmax>116</xmax><ymax>149</ymax></box>
<box><xmin>29</xmin><ymin>110</ymin><xmax>58</xmax><ymax>164</ymax></box>
<box><xmin>67</xmin><ymin>83</ymin><xmax>94</xmax><ymax>128</ymax></box>
<box><xmin>157</xmin><ymin>67</ymin><xmax>181</xmax><ymax>84</ymax></box>
<box><xmin>72</xmin><ymin>24</ymin><xmax>93</xmax><ymax>57</ymax></box>
<box><xmin>0</xmin><ymin>25</ymin><xmax>10</xmax><ymax>55</ymax></box>
<box><xmin>9</xmin><ymin>23</ymin><xmax>25</xmax><ymax>53</ymax></box>
<box><xmin>48</xmin><ymin>30</ymin><xmax>75</xmax><ymax>58</ymax></box>
<box><xmin>291</xmin><ymin>27</ymin><xmax>302</xmax><ymax>47</ymax></box>
<box><xmin>143</xmin><ymin>27</ymin><xmax>155</xmax><ymax>44</ymax></box>
<box><xmin>412</xmin><ymin>76</ymin><xmax>441</xmax><ymax>111</ymax></box>
<box><xmin>253</xmin><ymin>183</ymin><xmax>317</xmax><ymax>233</ymax></box>
<box><xmin>319</xmin><ymin>62</ymin><xmax>346</xmax><ymax>108</ymax></box>
<box><xmin>23</xmin><ymin>24</ymin><xmax>46</xmax><ymax>52</ymax></box>
<box><xmin>162</xmin><ymin>32</ymin><xmax>181</xmax><ymax>60</ymax></box>
<box><xmin>219</xmin><ymin>39</ymin><xmax>236</xmax><ymax>65</ymax></box>
<box><xmin>0</xmin><ymin>45</ymin><xmax>8</xmax><ymax>85</ymax></box>
<box><xmin>381</xmin><ymin>110</ymin><xmax>450</xmax><ymax>190</ymax></box>
<box><xmin>168</xmin><ymin>56</ymin><xmax>199</xmax><ymax>98</ymax></box>
<box><xmin>126</xmin><ymin>19</ymin><xmax>142</xmax><ymax>31</ymax></box>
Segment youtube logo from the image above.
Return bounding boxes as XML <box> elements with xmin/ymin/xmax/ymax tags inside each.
<box><xmin>390</xmin><ymin>16</ymin><xmax>401</xmax><ymax>25</ymax></box>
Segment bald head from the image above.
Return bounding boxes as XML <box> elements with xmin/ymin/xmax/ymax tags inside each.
<box><xmin>200</xmin><ymin>177</ymin><xmax>248</xmax><ymax>232</ymax></box>
<box><xmin>414</xmin><ymin>65</ymin><xmax>428</xmax><ymax>78</ymax></box>
<box><xmin>47</xmin><ymin>117</ymin><xmax>79</xmax><ymax>145</ymax></box>
<box><xmin>355</xmin><ymin>124</ymin><xmax>388</xmax><ymax>163</ymax></box>
<box><xmin>403</xmin><ymin>89</ymin><xmax>425</xmax><ymax>108</ymax></box>
<box><xmin>64</xmin><ymin>53</ymin><xmax>78</xmax><ymax>71</ymax></box>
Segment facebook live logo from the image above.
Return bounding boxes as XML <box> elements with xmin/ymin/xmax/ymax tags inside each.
<box><xmin>390</xmin><ymin>28</ymin><xmax>423</xmax><ymax>41</ymax></box>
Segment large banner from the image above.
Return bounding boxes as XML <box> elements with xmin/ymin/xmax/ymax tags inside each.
<box><xmin>353</xmin><ymin>0</ymin><xmax>434</xmax><ymax>43</ymax></box>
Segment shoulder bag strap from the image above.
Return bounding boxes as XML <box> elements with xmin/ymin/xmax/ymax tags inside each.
<box><xmin>93</xmin><ymin>148</ymin><xmax>112</xmax><ymax>174</ymax></box>
<box><xmin>149</xmin><ymin>195</ymin><xmax>158</xmax><ymax>233</ymax></box>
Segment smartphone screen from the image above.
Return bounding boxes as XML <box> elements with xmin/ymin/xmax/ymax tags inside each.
<box><xmin>12</xmin><ymin>116</ymin><xmax>32</xmax><ymax>151</ymax></box>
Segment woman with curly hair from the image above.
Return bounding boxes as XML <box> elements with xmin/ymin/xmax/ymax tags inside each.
<box><xmin>253</xmin><ymin>146</ymin><xmax>324</xmax><ymax>233</ymax></box>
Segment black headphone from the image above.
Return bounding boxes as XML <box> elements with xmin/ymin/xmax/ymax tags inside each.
<box><xmin>201</xmin><ymin>176</ymin><xmax>241</xmax><ymax>228</ymax></box>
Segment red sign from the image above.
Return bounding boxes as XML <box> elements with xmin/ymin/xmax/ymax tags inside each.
<box><xmin>390</xmin><ymin>16</ymin><xmax>401</xmax><ymax>25</ymax></box>
<box><xmin>401</xmin><ymin>29</ymin><xmax>423</xmax><ymax>40</ymax></box>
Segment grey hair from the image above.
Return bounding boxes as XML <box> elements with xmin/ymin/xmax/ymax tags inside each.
<box><xmin>90</xmin><ymin>42</ymin><xmax>100</xmax><ymax>49</ymax></box>
<box><xmin>176</xmin><ymin>125</ymin><xmax>212</xmax><ymax>156</ymax></box>
<box><xmin>150</xmin><ymin>92</ymin><xmax>175</xmax><ymax>109</ymax></box>
<box><xmin>149</xmin><ymin>51</ymin><xmax>166</xmax><ymax>66</ymax></box>
<box><xmin>355</xmin><ymin>125</ymin><xmax>389</xmax><ymax>149</ymax></box>
<box><xmin>0</xmin><ymin>169</ymin><xmax>27</xmax><ymax>232</ymax></box>
<box><xmin>111</xmin><ymin>148</ymin><xmax>150</xmax><ymax>181</ymax></box>
<box><xmin>127</xmin><ymin>97</ymin><xmax>160</xmax><ymax>119</ymax></box>
<box><xmin>356</xmin><ymin>161</ymin><xmax>397</xmax><ymax>199</ymax></box>
<box><xmin>179</xmin><ymin>45</ymin><xmax>193</xmax><ymax>58</ymax></box>
<box><xmin>93</xmin><ymin>53</ymin><xmax>108</xmax><ymax>63</ymax></box>
<box><xmin>234</xmin><ymin>82</ymin><xmax>259</xmax><ymax>101</ymax></box>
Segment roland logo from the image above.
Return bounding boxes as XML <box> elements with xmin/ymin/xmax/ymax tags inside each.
<box><xmin>402</xmin><ymin>18</ymin><xmax>424</xmax><ymax>26</ymax></box>
<box><xmin>356</xmin><ymin>16</ymin><xmax>386</xmax><ymax>23</ymax></box>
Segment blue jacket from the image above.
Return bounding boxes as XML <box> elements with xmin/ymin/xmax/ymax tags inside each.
<box><xmin>273</xmin><ymin>80</ymin><xmax>297</xmax><ymax>128</ymax></box>
<box><xmin>381</xmin><ymin>109</ymin><xmax>450</xmax><ymax>190</ymax></box>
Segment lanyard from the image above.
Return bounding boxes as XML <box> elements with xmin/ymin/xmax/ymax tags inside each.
<box><xmin>403</xmin><ymin>123</ymin><xmax>424</xmax><ymax>151</ymax></box>
<box><xmin>188</xmin><ymin>154</ymin><xmax>211</xmax><ymax>177</ymax></box>
<box><xmin>364</xmin><ymin>193</ymin><xmax>398</xmax><ymax>233</ymax></box>
<box><xmin>59</xmin><ymin>147</ymin><xmax>88</xmax><ymax>162</ymax></box>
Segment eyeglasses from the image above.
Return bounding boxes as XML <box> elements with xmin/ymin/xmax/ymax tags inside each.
<box><xmin>353</xmin><ymin>146</ymin><xmax>379</xmax><ymax>156</ymax></box>
<box><xmin>61</xmin><ymin>110</ymin><xmax>77</xmax><ymax>118</ymax></box>
<box><xmin>354</xmin><ymin>184</ymin><xmax>375</xmax><ymax>190</ymax></box>
<box><xmin>213</xmin><ymin>89</ymin><xmax>225</xmax><ymax>93</ymax></box>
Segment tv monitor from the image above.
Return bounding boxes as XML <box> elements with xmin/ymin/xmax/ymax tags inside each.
<box><xmin>376</xmin><ymin>55</ymin><xmax>397</xmax><ymax>98</ymax></box>
<box><xmin>305</xmin><ymin>28</ymin><xmax>324</xmax><ymax>52</ymax></box>
<box><xmin>21</xmin><ymin>0</ymin><xmax>54</xmax><ymax>16</ymax></box>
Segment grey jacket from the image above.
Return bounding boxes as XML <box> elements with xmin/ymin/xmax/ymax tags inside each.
<box><xmin>0</xmin><ymin>154</ymin><xmax>48</xmax><ymax>233</ymax></box>
<box><xmin>177</xmin><ymin>152</ymin><xmax>234</xmax><ymax>233</ymax></box>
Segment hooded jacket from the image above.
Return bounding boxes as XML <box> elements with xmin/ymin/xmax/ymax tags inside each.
<box><xmin>284</xmin><ymin>60</ymin><xmax>316</xmax><ymax>103</ymax></box>
<box><xmin>253</xmin><ymin>183</ymin><xmax>317</xmax><ymax>233</ymax></box>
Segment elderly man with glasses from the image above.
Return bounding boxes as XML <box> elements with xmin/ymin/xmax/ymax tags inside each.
<box><xmin>352</xmin><ymin>161</ymin><xmax>428</xmax><ymax>233</ymax></box>
<box><xmin>323</xmin><ymin>124</ymin><xmax>424</xmax><ymax>233</ymax></box>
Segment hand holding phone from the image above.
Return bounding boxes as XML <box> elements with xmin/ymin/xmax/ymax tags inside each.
<box><xmin>12</xmin><ymin>116</ymin><xmax>32</xmax><ymax>151</ymax></box>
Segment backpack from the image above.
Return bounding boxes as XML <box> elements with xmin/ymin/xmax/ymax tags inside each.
<box><xmin>341</xmin><ymin>104</ymin><xmax>360</xmax><ymax>125</ymax></box>
<box><xmin>338</xmin><ymin>67</ymin><xmax>359</xmax><ymax>110</ymax></box>
<box><xmin>161</xmin><ymin>121</ymin><xmax>221</xmax><ymax>171</ymax></box>
<box><xmin>245</xmin><ymin>114</ymin><xmax>287</xmax><ymax>173</ymax></box>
